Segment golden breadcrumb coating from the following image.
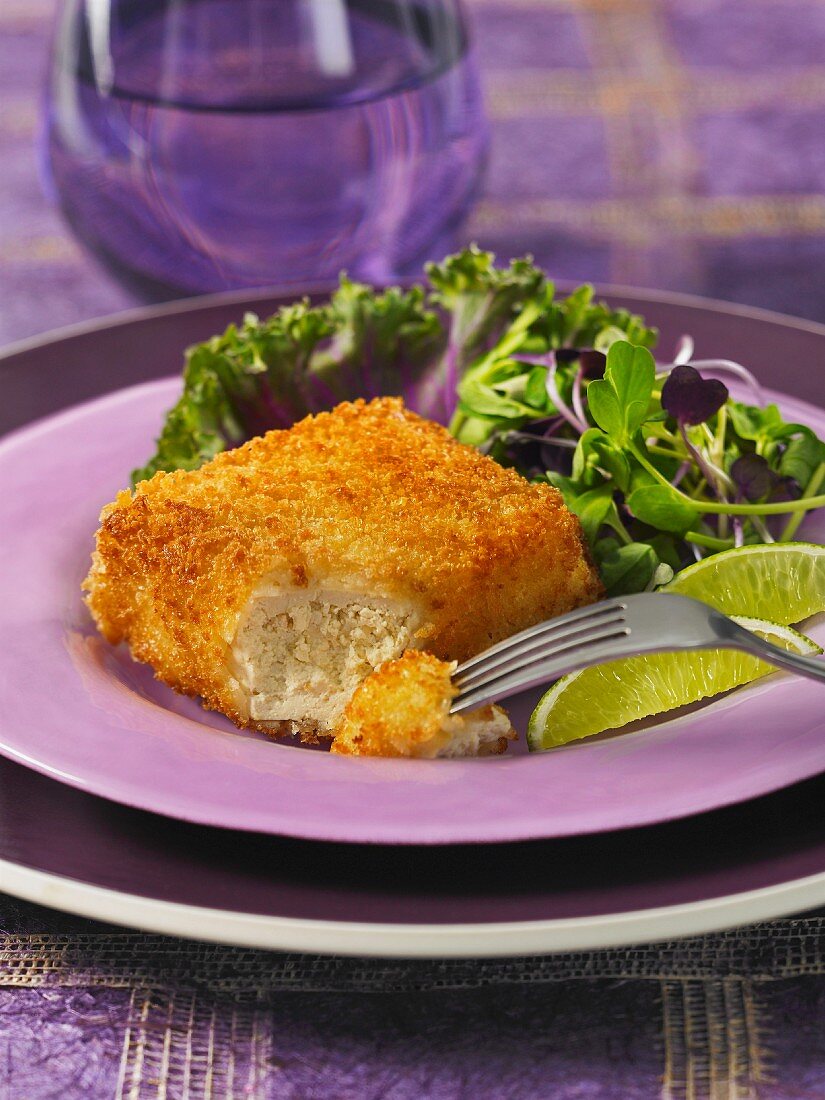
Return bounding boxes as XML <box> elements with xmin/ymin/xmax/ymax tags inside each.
<box><xmin>84</xmin><ymin>397</ymin><xmax>602</xmax><ymax>730</ymax></box>
<box><xmin>331</xmin><ymin>650</ymin><xmax>515</xmax><ymax>757</ymax></box>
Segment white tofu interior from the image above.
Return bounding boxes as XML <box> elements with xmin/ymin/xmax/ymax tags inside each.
<box><xmin>231</xmin><ymin>586</ymin><xmax>421</xmax><ymax>732</ymax></box>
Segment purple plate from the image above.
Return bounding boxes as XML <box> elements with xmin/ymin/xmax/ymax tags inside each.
<box><xmin>1</xmin><ymin>287</ymin><xmax>824</xmax><ymax>846</ymax></box>
<box><xmin>2</xmin><ymin>757</ymin><xmax>825</xmax><ymax>953</ymax></box>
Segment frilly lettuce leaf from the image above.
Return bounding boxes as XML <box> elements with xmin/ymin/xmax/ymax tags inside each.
<box><xmin>133</xmin><ymin>247</ymin><xmax>657</xmax><ymax>485</ymax></box>
<box><xmin>132</xmin><ymin>281</ymin><xmax>440</xmax><ymax>484</ymax></box>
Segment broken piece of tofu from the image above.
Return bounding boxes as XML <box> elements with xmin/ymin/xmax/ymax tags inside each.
<box><xmin>331</xmin><ymin>650</ymin><xmax>515</xmax><ymax>758</ymax></box>
<box><xmin>84</xmin><ymin>397</ymin><xmax>602</xmax><ymax>738</ymax></box>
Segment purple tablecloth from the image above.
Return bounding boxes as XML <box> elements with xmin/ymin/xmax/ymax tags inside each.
<box><xmin>4</xmin><ymin>1</ymin><xmax>825</xmax><ymax>1097</ymax></box>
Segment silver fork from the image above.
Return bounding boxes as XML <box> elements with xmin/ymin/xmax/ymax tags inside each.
<box><xmin>450</xmin><ymin>592</ymin><xmax>825</xmax><ymax>713</ymax></box>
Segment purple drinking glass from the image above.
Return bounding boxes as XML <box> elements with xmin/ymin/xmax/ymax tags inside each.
<box><xmin>42</xmin><ymin>0</ymin><xmax>488</xmax><ymax>298</ymax></box>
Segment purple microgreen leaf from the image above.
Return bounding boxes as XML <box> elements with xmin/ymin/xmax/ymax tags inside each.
<box><xmin>579</xmin><ymin>350</ymin><xmax>607</xmax><ymax>379</ymax></box>
<box><xmin>661</xmin><ymin>364</ymin><xmax>729</xmax><ymax>425</ymax></box>
<box><xmin>549</xmin><ymin>347</ymin><xmax>605</xmax><ymax>377</ymax></box>
<box><xmin>767</xmin><ymin>475</ymin><xmax>802</xmax><ymax>504</ymax></box>
<box><xmin>730</xmin><ymin>453</ymin><xmax>775</xmax><ymax>502</ymax></box>
<box><xmin>688</xmin><ymin>359</ymin><xmax>766</xmax><ymax>407</ymax></box>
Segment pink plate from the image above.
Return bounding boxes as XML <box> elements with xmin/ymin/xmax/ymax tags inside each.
<box><xmin>1</xmin><ymin>374</ymin><xmax>824</xmax><ymax>845</ymax></box>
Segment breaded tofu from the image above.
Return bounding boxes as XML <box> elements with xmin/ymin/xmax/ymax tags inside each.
<box><xmin>331</xmin><ymin>650</ymin><xmax>515</xmax><ymax>757</ymax></box>
<box><xmin>84</xmin><ymin>397</ymin><xmax>601</xmax><ymax>737</ymax></box>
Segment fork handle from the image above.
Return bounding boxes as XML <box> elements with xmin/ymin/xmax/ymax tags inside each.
<box><xmin>727</xmin><ymin>623</ymin><xmax>825</xmax><ymax>684</ymax></box>
<box><xmin>745</xmin><ymin>640</ymin><xmax>825</xmax><ymax>683</ymax></box>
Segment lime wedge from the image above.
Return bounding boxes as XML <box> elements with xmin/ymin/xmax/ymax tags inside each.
<box><xmin>665</xmin><ymin>542</ymin><xmax>825</xmax><ymax>624</ymax></box>
<box><xmin>527</xmin><ymin>617</ymin><xmax>821</xmax><ymax>751</ymax></box>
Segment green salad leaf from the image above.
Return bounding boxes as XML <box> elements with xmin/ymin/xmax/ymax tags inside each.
<box><xmin>134</xmin><ymin>246</ymin><xmax>654</xmax><ymax>485</ymax></box>
<box><xmin>587</xmin><ymin>342</ymin><xmax>656</xmax><ymax>444</ymax></box>
<box><xmin>132</xmin><ymin>245</ymin><xmax>825</xmax><ymax>598</ymax></box>
<box><xmin>473</xmin><ymin>328</ymin><xmax>825</xmax><ymax>593</ymax></box>
<box><xmin>133</xmin><ymin>283</ymin><xmax>441</xmax><ymax>484</ymax></box>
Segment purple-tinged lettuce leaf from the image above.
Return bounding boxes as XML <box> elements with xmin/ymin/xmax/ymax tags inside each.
<box><xmin>423</xmin><ymin>246</ymin><xmax>548</xmax><ymax>421</ymax></box>
<box><xmin>133</xmin><ymin>248</ymin><xmax>658</xmax><ymax>486</ymax></box>
<box><xmin>133</xmin><ymin>282</ymin><xmax>441</xmax><ymax>485</ymax></box>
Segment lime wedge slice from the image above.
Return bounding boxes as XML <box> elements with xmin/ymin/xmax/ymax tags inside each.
<box><xmin>665</xmin><ymin>542</ymin><xmax>825</xmax><ymax>624</ymax></box>
<box><xmin>527</xmin><ymin>617</ymin><xmax>821</xmax><ymax>751</ymax></box>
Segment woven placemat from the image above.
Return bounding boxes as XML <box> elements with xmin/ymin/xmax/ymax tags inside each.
<box><xmin>1</xmin><ymin>906</ymin><xmax>824</xmax><ymax>1098</ymax></box>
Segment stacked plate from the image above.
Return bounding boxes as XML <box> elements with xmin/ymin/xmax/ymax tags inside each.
<box><xmin>1</xmin><ymin>287</ymin><xmax>824</xmax><ymax>957</ymax></box>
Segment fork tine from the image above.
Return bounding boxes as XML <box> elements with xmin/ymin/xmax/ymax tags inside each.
<box><xmin>451</xmin><ymin>622</ymin><xmax>632</xmax><ymax>713</ymax></box>
<box><xmin>450</xmin><ymin>590</ymin><xmax>825</xmax><ymax>717</ymax></box>
<box><xmin>454</xmin><ymin>607</ymin><xmax>627</xmax><ymax>690</ymax></box>
<box><xmin>454</xmin><ymin>597</ymin><xmax>628</xmax><ymax>678</ymax></box>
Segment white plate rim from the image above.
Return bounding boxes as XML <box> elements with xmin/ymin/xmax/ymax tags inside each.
<box><xmin>3</xmin><ymin>855</ymin><xmax>824</xmax><ymax>957</ymax></box>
